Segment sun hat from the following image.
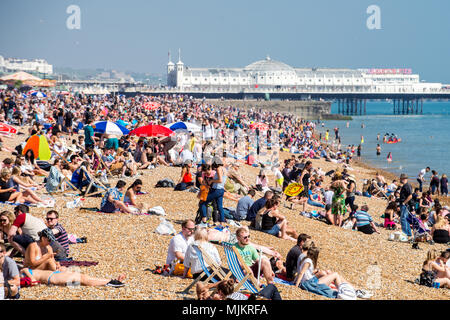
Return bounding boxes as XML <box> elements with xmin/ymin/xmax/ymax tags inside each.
<box><xmin>400</xmin><ymin>173</ymin><xmax>408</xmax><ymax>180</ymax></box>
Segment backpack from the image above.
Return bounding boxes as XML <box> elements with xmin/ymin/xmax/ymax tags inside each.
<box><xmin>155</xmin><ymin>178</ymin><xmax>175</xmax><ymax>188</ymax></box>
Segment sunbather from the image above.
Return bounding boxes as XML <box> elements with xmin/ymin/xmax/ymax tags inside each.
<box><xmin>20</xmin><ymin>268</ymin><xmax>126</xmax><ymax>287</ymax></box>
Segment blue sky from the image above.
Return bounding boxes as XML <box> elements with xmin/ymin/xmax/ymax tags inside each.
<box><xmin>1</xmin><ymin>0</ymin><xmax>449</xmax><ymax>82</ymax></box>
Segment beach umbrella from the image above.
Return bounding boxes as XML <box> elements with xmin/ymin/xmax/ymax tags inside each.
<box><xmin>116</xmin><ymin>119</ymin><xmax>129</xmax><ymax>127</ymax></box>
<box><xmin>0</xmin><ymin>122</ymin><xmax>17</xmax><ymax>135</ymax></box>
<box><xmin>249</xmin><ymin>122</ymin><xmax>269</xmax><ymax>131</ymax></box>
<box><xmin>129</xmin><ymin>124</ymin><xmax>174</xmax><ymax>137</ymax></box>
<box><xmin>142</xmin><ymin>102</ymin><xmax>160</xmax><ymax>111</ymax></box>
<box><xmin>283</xmin><ymin>183</ymin><xmax>304</xmax><ymax>197</ymax></box>
<box><xmin>22</xmin><ymin>134</ymin><xmax>52</xmax><ymax>161</ymax></box>
<box><xmin>31</xmin><ymin>91</ymin><xmax>47</xmax><ymax>98</ymax></box>
<box><xmin>167</xmin><ymin>121</ymin><xmax>201</xmax><ymax>133</ymax></box>
<box><xmin>92</xmin><ymin>121</ymin><xmax>130</xmax><ymax>136</ymax></box>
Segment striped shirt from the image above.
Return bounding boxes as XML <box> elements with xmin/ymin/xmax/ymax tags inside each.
<box><xmin>53</xmin><ymin>223</ymin><xmax>70</xmax><ymax>255</ymax></box>
<box><xmin>354</xmin><ymin>210</ymin><xmax>373</xmax><ymax>228</ymax></box>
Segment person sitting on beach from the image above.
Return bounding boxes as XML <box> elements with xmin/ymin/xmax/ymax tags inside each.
<box><xmin>294</xmin><ymin>244</ymin><xmax>355</xmax><ymax>298</ymax></box>
<box><xmin>255</xmin><ymin>169</ymin><xmax>271</xmax><ymax>193</ymax></box>
<box><xmin>165</xmin><ymin>219</ymin><xmax>195</xmax><ymax>275</ymax></box>
<box><xmin>285</xmin><ymin>233</ymin><xmax>312</xmax><ymax>282</ymax></box>
<box><xmin>20</xmin><ymin>267</ymin><xmax>126</xmax><ymax>288</ymax></box>
<box><xmin>123</xmin><ymin>179</ymin><xmax>147</xmax><ymax>213</ymax></box>
<box><xmin>182</xmin><ymin>227</ymin><xmax>224</xmax><ymax>281</ymax></box>
<box><xmin>70</xmin><ymin>161</ymin><xmax>92</xmax><ymax>194</ymax></box>
<box><xmin>419</xmin><ymin>249</ymin><xmax>450</xmax><ymax>288</ymax></box>
<box><xmin>307</xmin><ymin>182</ymin><xmax>325</xmax><ymax>208</ymax></box>
<box><xmin>174</xmin><ymin>160</ymin><xmax>195</xmax><ymax>191</ymax></box>
<box><xmin>226</xmin><ymin>162</ymin><xmax>250</xmax><ymax>195</ymax></box>
<box><xmin>246</xmin><ymin>190</ymin><xmax>273</xmax><ymax>224</ymax></box>
<box><xmin>100</xmin><ymin>180</ymin><xmax>134</xmax><ymax>214</ymax></box>
<box><xmin>431</xmin><ymin>215</ymin><xmax>450</xmax><ymax>244</ymax></box>
<box><xmin>0</xmin><ymin>168</ymin><xmax>26</xmax><ymax>204</ymax></box>
<box><xmin>233</xmin><ymin>189</ymin><xmax>256</xmax><ymax>221</ymax></box>
<box><xmin>23</xmin><ymin>228</ymin><xmax>60</xmax><ymax>271</ymax></box>
<box><xmin>0</xmin><ymin>243</ymin><xmax>20</xmax><ymax>299</ymax></box>
<box><xmin>45</xmin><ymin>210</ymin><xmax>70</xmax><ymax>258</ymax></box>
<box><xmin>23</xmin><ymin>149</ymin><xmax>48</xmax><ymax>177</ymax></box>
<box><xmin>7</xmin><ymin>205</ymin><xmax>46</xmax><ymax>256</ymax></box>
<box><xmin>354</xmin><ymin>205</ymin><xmax>380</xmax><ymax>235</ymax></box>
<box><xmin>233</xmin><ymin>227</ymin><xmax>275</xmax><ymax>285</ymax></box>
<box><xmin>258</xmin><ymin>198</ymin><xmax>298</xmax><ymax>241</ymax></box>
<box><xmin>384</xmin><ymin>201</ymin><xmax>398</xmax><ymax>230</ymax></box>
<box><xmin>8</xmin><ymin>167</ymin><xmax>46</xmax><ymax>205</ymax></box>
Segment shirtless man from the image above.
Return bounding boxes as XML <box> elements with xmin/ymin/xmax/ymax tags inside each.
<box><xmin>23</xmin><ymin>228</ymin><xmax>59</xmax><ymax>271</ymax></box>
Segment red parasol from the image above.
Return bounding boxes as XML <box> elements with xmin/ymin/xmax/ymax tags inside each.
<box><xmin>129</xmin><ymin>124</ymin><xmax>174</xmax><ymax>137</ymax></box>
<box><xmin>0</xmin><ymin>122</ymin><xmax>17</xmax><ymax>135</ymax></box>
<box><xmin>142</xmin><ymin>102</ymin><xmax>161</xmax><ymax>111</ymax></box>
<box><xmin>249</xmin><ymin>122</ymin><xmax>269</xmax><ymax>131</ymax></box>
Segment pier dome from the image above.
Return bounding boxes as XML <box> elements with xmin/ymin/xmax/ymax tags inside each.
<box><xmin>244</xmin><ymin>56</ymin><xmax>295</xmax><ymax>73</ymax></box>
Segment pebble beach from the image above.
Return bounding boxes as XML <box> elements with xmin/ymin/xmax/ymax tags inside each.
<box><xmin>2</xmin><ymin>126</ymin><xmax>449</xmax><ymax>301</ymax></box>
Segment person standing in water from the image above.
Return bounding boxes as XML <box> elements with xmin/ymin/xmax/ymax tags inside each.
<box><xmin>376</xmin><ymin>144</ymin><xmax>381</xmax><ymax>156</ymax></box>
<box><xmin>387</xmin><ymin>152</ymin><xmax>392</xmax><ymax>162</ymax></box>
<box><xmin>377</xmin><ymin>133</ymin><xmax>380</xmax><ymax>141</ymax></box>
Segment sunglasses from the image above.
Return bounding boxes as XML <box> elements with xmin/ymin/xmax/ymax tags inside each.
<box><xmin>46</xmin><ymin>217</ymin><xmax>57</xmax><ymax>221</ymax></box>
<box><xmin>184</xmin><ymin>227</ymin><xmax>195</xmax><ymax>232</ymax></box>
<box><xmin>241</xmin><ymin>235</ymin><xmax>250</xmax><ymax>240</ymax></box>
<box><xmin>0</xmin><ymin>219</ymin><xmax>7</xmax><ymax>223</ymax></box>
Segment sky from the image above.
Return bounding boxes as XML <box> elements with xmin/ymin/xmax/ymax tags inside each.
<box><xmin>1</xmin><ymin>0</ymin><xmax>449</xmax><ymax>83</ymax></box>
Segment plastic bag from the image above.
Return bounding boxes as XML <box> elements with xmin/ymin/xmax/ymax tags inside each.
<box><xmin>66</xmin><ymin>197</ymin><xmax>82</xmax><ymax>209</ymax></box>
<box><xmin>148</xmin><ymin>206</ymin><xmax>167</xmax><ymax>216</ymax></box>
<box><xmin>155</xmin><ymin>218</ymin><xmax>176</xmax><ymax>235</ymax></box>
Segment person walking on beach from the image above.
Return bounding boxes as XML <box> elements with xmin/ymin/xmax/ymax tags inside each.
<box><xmin>398</xmin><ymin>173</ymin><xmax>413</xmax><ymax>239</ymax></box>
<box><xmin>440</xmin><ymin>174</ymin><xmax>448</xmax><ymax>197</ymax></box>
<box><xmin>416</xmin><ymin>167</ymin><xmax>430</xmax><ymax>192</ymax></box>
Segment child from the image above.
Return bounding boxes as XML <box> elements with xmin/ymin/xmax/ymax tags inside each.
<box><xmin>384</xmin><ymin>201</ymin><xmax>397</xmax><ymax>230</ymax></box>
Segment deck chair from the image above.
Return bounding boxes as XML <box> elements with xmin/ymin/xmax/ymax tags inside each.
<box><xmin>181</xmin><ymin>244</ymin><xmax>230</xmax><ymax>294</ymax></box>
<box><xmin>221</xmin><ymin>242</ymin><xmax>260</xmax><ymax>294</ymax></box>
<box><xmin>372</xmin><ymin>183</ymin><xmax>388</xmax><ymax>199</ymax></box>
<box><xmin>80</xmin><ymin>166</ymin><xmax>109</xmax><ymax>197</ymax></box>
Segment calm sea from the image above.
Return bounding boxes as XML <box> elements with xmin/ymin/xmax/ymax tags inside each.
<box><xmin>317</xmin><ymin>101</ymin><xmax>450</xmax><ymax>180</ymax></box>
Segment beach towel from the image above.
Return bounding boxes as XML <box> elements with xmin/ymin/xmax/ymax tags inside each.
<box><xmin>59</xmin><ymin>260</ymin><xmax>99</xmax><ymax>267</ymax></box>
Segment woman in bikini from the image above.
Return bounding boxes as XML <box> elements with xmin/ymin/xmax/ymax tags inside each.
<box><xmin>20</xmin><ymin>268</ymin><xmax>126</xmax><ymax>288</ymax></box>
<box><xmin>124</xmin><ymin>179</ymin><xmax>147</xmax><ymax>213</ymax></box>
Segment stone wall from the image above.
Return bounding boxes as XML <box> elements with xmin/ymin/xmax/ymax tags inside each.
<box><xmin>205</xmin><ymin>99</ymin><xmax>331</xmax><ymax>119</ymax></box>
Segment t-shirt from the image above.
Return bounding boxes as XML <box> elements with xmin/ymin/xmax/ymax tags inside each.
<box><xmin>399</xmin><ymin>183</ymin><xmax>413</xmax><ymax>205</ymax></box>
<box><xmin>233</xmin><ymin>243</ymin><xmax>259</xmax><ymax>266</ymax></box>
<box><xmin>417</xmin><ymin>169</ymin><xmax>426</xmax><ymax>180</ymax></box>
<box><xmin>246</xmin><ymin>197</ymin><xmax>267</xmax><ymax>222</ymax></box>
<box><xmin>166</xmin><ymin>232</ymin><xmax>194</xmax><ymax>266</ymax></box>
<box><xmin>12</xmin><ymin>213</ymin><xmax>46</xmax><ymax>241</ymax></box>
<box><xmin>84</xmin><ymin>125</ymin><xmax>95</xmax><ymax>146</ymax></box>
<box><xmin>2</xmin><ymin>256</ymin><xmax>19</xmax><ymax>286</ymax></box>
<box><xmin>100</xmin><ymin>188</ymin><xmax>121</xmax><ymax>211</ymax></box>
<box><xmin>285</xmin><ymin>245</ymin><xmax>302</xmax><ymax>280</ymax></box>
<box><xmin>297</xmin><ymin>256</ymin><xmax>314</xmax><ymax>285</ymax></box>
<box><xmin>354</xmin><ymin>210</ymin><xmax>373</xmax><ymax>228</ymax></box>
<box><xmin>53</xmin><ymin>223</ymin><xmax>70</xmax><ymax>255</ymax></box>
<box><xmin>236</xmin><ymin>195</ymin><xmax>254</xmax><ymax>220</ymax></box>
<box><xmin>323</xmin><ymin>190</ymin><xmax>334</xmax><ymax>205</ymax></box>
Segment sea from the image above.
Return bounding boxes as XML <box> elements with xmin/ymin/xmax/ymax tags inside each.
<box><xmin>317</xmin><ymin>100</ymin><xmax>450</xmax><ymax>181</ymax></box>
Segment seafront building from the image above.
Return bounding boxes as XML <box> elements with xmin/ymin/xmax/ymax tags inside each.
<box><xmin>167</xmin><ymin>54</ymin><xmax>442</xmax><ymax>94</ymax></box>
<box><xmin>0</xmin><ymin>55</ymin><xmax>53</xmax><ymax>76</ymax></box>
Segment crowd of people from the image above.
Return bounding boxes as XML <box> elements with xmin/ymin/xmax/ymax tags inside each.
<box><xmin>0</xmin><ymin>88</ymin><xmax>449</xmax><ymax>300</ymax></box>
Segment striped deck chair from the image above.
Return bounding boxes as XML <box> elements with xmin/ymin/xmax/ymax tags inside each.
<box><xmin>222</xmin><ymin>242</ymin><xmax>260</xmax><ymax>294</ymax></box>
<box><xmin>181</xmin><ymin>244</ymin><xmax>229</xmax><ymax>294</ymax></box>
